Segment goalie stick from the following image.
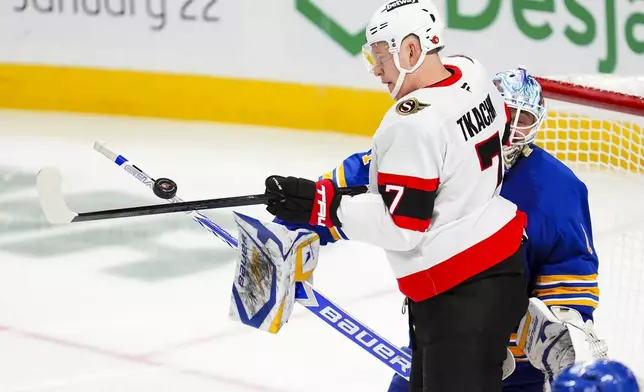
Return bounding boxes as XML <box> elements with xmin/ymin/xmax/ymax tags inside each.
<box><xmin>90</xmin><ymin>141</ymin><xmax>412</xmax><ymax>380</ymax></box>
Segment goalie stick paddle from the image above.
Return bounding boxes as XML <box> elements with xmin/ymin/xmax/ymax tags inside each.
<box><xmin>91</xmin><ymin>141</ymin><xmax>412</xmax><ymax>380</ymax></box>
<box><xmin>36</xmin><ymin>164</ymin><xmax>367</xmax><ymax>225</ymax></box>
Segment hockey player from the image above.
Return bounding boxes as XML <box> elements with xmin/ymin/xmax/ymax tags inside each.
<box><xmin>552</xmin><ymin>359</ymin><xmax>640</xmax><ymax>391</ymax></box>
<box><xmin>495</xmin><ymin>69</ymin><xmax>604</xmax><ymax>391</ymax></box>
<box><xmin>263</xmin><ymin>1</ymin><xmax>528</xmax><ymax>391</ymax></box>
<box><xmin>385</xmin><ymin>69</ymin><xmax>603</xmax><ymax>391</ymax></box>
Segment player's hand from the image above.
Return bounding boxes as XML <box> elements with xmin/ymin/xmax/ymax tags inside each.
<box><xmin>264</xmin><ymin>175</ymin><xmax>342</xmax><ymax>228</ymax></box>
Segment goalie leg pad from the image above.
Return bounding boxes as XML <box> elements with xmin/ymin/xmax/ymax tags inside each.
<box><xmin>229</xmin><ymin>212</ymin><xmax>320</xmax><ymax>334</ymax></box>
<box><xmin>516</xmin><ymin>298</ymin><xmax>608</xmax><ymax>389</ymax></box>
<box><xmin>503</xmin><ymin>347</ymin><xmax>516</xmax><ymax>380</ymax></box>
<box><xmin>517</xmin><ymin>298</ymin><xmax>575</xmax><ymax>387</ymax></box>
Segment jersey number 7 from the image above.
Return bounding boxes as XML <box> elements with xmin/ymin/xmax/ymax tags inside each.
<box><xmin>475</xmin><ymin>131</ymin><xmax>503</xmax><ymax>187</ymax></box>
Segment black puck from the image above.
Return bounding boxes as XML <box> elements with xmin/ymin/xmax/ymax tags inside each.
<box><xmin>153</xmin><ymin>178</ymin><xmax>178</xmax><ymax>199</ymax></box>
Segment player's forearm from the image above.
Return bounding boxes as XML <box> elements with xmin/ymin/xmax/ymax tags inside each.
<box><xmin>336</xmin><ymin>193</ymin><xmax>423</xmax><ymax>251</ymax></box>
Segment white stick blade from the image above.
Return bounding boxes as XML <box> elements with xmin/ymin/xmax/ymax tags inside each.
<box><xmin>93</xmin><ymin>140</ymin><xmax>118</xmax><ymax>161</ymax></box>
<box><xmin>36</xmin><ymin>167</ymin><xmax>78</xmax><ymax>224</ymax></box>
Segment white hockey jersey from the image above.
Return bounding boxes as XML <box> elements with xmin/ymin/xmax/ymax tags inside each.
<box><xmin>337</xmin><ymin>55</ymin><xmax>527</xmax><ymax>302</ymax></box>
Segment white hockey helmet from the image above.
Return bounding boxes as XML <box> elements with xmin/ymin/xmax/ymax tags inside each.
<box><xmin>362</xmin><ymin>0</ymin><xmax>446</xmax><ymax>99</ymax></box>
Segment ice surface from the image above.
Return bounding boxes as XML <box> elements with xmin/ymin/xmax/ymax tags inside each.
<box><xmin>0</xmin><ymin>110</ymin><xmax>406</xmax><ymax>392</ymax></box>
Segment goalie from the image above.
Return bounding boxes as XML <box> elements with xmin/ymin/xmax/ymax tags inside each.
<box><xmin>489</xmin><ymin>68</ymin><xmax>606</xmax><ymax>391</ymax></box>
<box><xmin>273</xmin><ymin>69</ymin><xmax>606</xmax><ymax>391</ymax></box>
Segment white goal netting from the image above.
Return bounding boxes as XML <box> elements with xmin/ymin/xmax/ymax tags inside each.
<box><xmin>534</xmin><ymin>75</ymin><xmax>644</xmax><ymax>378</ymax></box>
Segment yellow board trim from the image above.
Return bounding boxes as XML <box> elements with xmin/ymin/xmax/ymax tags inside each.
<box><xmin>0</xmin><ymin>63</ymin><xmax>391</xmax><ymax>137</ymax></box>
<box><xmin>1</xmin><ymin>64</ymin><xmax>641</xmax><ymax>174</ymax></box>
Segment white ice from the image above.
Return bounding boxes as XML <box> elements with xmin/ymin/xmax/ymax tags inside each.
<box><xmin>0</xmin><ymin>109</ymin><xmax>642</xmax><ymax>391</ymax></box>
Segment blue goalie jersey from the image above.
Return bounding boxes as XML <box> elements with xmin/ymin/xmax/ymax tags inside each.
<box><xmin>502</xmin><ymin>145</ymin><xmax>599</xmax><ymax>319</ymax></box>
<box><xmin>501</xmin><ymin>145</ymin><xmax>599</xmax><ymax>389</ymax></box>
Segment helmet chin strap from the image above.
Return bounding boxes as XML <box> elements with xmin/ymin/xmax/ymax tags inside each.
<box><xmin>390</xmin><ymin>51</ymin><xmax>427</xmax><ymax>100</ymax></box>
<box><xmin>390</xmin><ymin>65</ymin><xmax>407</xmax><ymax>99</ymax></box>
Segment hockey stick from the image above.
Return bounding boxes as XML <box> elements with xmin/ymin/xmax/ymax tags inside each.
<box><xmin>92</xmin><ymin>141</ymin><xmax>412</xmax><ymax>379</ymax></box>
<box><xmin>36</xmin><ymin>166</ymin><xmax>366</xmax><ymax>225</ymax></box>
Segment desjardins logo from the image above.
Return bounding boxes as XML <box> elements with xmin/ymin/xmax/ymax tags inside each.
<box><xmin>296</xmin><ymin>0</ymin><xmax>643</xmax><ymax>73</ymax></box>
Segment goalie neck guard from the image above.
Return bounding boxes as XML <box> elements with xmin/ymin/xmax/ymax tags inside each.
<box><xmin>362</xmin><ymin>0</ymin><xmax>446</xmax><ymax>99</ymax></box>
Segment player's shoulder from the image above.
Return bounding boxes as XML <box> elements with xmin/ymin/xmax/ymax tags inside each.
<box><xmin>403</xmin><ymin>55</ymin><xmax>493</xmax><ymax>113</ymax></box>
<box><xmin>376</xmin><ymin>92</ymin><xmax>445</xmax><ymax>140</ymax></box>
<box><xmin>520</xmin><ymin>145</ymin><xmax>589</xmax><ymax>214</ymax></box>
<box><xmin>442</xmin><ymin>54</ymin><xmax>487</xmax><ymax>75</ymax></box>
<box><xmin>375</xmin><ymin>54</ymin><xmax>492</xmax><ymax>138</ymax></box>
<box><xmin>528</xmin><ymin>146</ymin><xmax>587</xmax><ymax>190</ymax></box>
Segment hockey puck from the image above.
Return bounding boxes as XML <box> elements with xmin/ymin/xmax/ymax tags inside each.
<box><xmin>153</xmin><ymin>178</ymin><xmax>178</xmax><ymax>199</ymax></box>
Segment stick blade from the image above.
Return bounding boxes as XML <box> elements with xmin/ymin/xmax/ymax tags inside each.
<box><xmin>93</xmin><ymin>140</ymin><xmax>118</xmax><ymax>162</ymax></box>
<box><xmin>36</xmin><ymin>167</ymin><xmax>78</xmax><ymax>224</ymax></box>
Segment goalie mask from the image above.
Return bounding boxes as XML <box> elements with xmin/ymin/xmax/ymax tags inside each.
<box><xmin>362</xmin><ymin>0</ymin><xmax>446</xmax><ymax>99</ymax></box>
<box><xmin>493</xmin><ymin>68</ymin><xmax>547</xmax><ymax>168</ymax></box>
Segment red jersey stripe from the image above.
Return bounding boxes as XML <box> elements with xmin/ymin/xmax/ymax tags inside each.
<box><xmin>426</xmin><ymin>65</ymin><xmax>463</xmax><ymax>88</ymax></box>
<box><xmin>397</xmin><ymin>211</ymin><xmax>527</xmax><ymax>302</ymax></box>
<box><xmin>378</xmin><ymin>172</ymin><xmax>439</xmax><ymax>192</ymax></box>
<box><xmin>392</xmin><ymin>215</ymin><xmax>432</xmax><ymax>232</ymax></box>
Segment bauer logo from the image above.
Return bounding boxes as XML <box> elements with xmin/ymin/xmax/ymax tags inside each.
<box><xmin>238</xmin><ymin>238</ymin><xmax>250</xmax><ymax>288</ymax></box>
<box><xmin>319</xmin><ymin>306</ymin><xmax>411</xmax><ymax>375</ymax></box>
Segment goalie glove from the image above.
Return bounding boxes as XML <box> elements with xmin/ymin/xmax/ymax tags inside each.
<box><xmin>516</xmin><ymin>298</ymin><xmax>608</xmax><ymax>391</ymax></box>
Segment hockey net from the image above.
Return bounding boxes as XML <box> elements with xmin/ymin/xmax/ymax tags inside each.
<box><xmin>533</xmin><ymin>75</ymin><xmax>644</xmax><ymax>378</ymax></box>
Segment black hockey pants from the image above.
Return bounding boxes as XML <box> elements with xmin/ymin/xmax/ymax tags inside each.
<box><xmin>408</xmin><ymin>244</ymin><xmax>528</xmax><ymax>392</ymax></box>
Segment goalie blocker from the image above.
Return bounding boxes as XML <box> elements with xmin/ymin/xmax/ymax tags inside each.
<box><xmin>229</xmin><ymin>212</ymin><xmax>319</xmax><ymax>333</ymax></box>
<box><xmin>228</xmin><ymin>212</ymin><xmax>416</xmax><ymax>379</ymax></box>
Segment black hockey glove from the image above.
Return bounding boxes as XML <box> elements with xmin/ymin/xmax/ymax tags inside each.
<box><xmin>265</xmin><ymin>175</ymin><xmax>342</xmax><ymax>228</ymax></box>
